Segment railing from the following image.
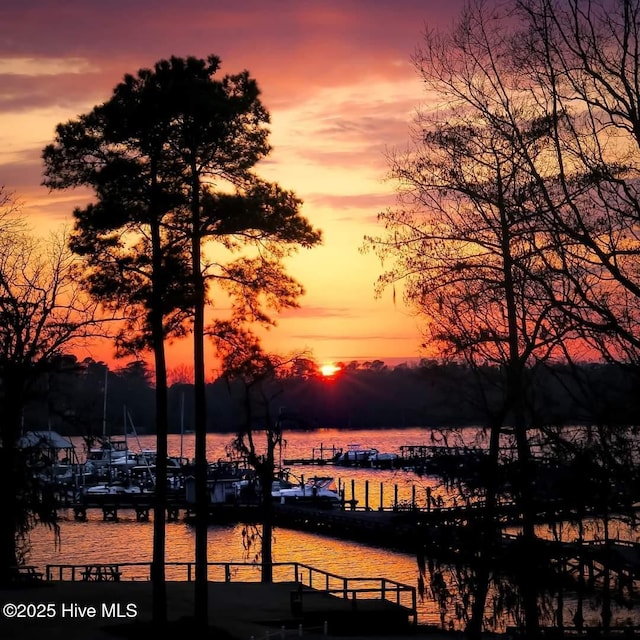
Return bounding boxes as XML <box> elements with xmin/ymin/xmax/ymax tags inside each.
<box><xmin>45</xmin><ymin>561</ymin><xmax>417</xmax><ymax>624</ymax></box>
<box><xmin>292</xmin><ymin>562</ymin><xmax>416</xmax><ymax>619</ymax></box>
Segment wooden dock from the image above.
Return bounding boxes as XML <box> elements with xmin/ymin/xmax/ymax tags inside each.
<box><xmin>0</xmin><ymin>579</ymin><xmax>416</xmax><ymax>639</ymax></box>
<box><xmin>65</xmin><ymin>493</ymin><xmax>186</xmax><ymax>522</ymax></box>
<box><xmin>38</xmin><ymin>560</ymin><xmax>417</xmax><ymax>635</ymax></box>
<box><xmin>283</xmin><ymin>443</ymin><xmax>343</xmax><ymax>465</ymax></box>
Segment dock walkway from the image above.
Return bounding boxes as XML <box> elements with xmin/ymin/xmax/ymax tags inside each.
<box><xmin>2</xmin><ymin>558</ymin><xmax>420</xmax><ymax>640</ymax></box>
<box><xmin>0</xmin><ymin>581</ymin><xmax>418</xmax><ymax>640</ymax></box>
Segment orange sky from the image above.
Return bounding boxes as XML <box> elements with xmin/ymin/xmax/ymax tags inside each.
<box><xmin>0</xmin><ymin>0</ymin><xmax>466</xmax><ymax>373</ymax></box>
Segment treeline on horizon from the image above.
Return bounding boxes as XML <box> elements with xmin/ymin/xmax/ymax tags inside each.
<box><xmin>20</xmin><ymin>356</ymin><xmax>640</xmax><ymax>437</ymax></box>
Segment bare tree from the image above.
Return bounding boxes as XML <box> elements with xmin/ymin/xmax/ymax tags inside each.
<box><xmin>0</xmin><ymin>193</ymin><xmax>106</xmax><ymax>583</ymax></box>
<box><xmin>501</xmin><ymin>0</ymin><xmax>640</xmax><ymax>365</ymax></box>
<box><xmin>214</xmin><ymin>324</ymin><xmax>312</xmax><ymax>583</ymax></box>
<box><xmin>365</xmin><ymin>1</ymin><xmax>640</xmax><ymax>635</ymax></box>
<box><xmin>362</xmin><ymin>3</ymin><xmax>588</xmax><ymax>635</ymax></box>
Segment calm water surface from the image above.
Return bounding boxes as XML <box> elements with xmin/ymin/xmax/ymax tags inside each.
<box><xmin>27</xmin><ymin>427</ymin><xmax>636</xmax><ymax>629</ymax></box>
<box><xmin>30</xmin><ymin>428</ymin><xmax>437</xmax><ymax>622</ymax></box>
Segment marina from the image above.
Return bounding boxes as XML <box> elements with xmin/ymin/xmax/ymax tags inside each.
<box><xmin>11</xmin><ymin>427</ymin><xmax>640</xmax><ymax>634</ymax></box>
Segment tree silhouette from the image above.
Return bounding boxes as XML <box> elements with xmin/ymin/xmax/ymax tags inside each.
<box><xmin>215</xmin><ymin>325</ymin><xmax>294</xmax><ymax>583</ymax></box>
<box><xmin>43</xmin><ymin>71</ymin><xmax>193</xmax><ymax>622</ymax></box>
<box><xmin>365</xmin><ymin>0</ymin><xmax>640</xmax><ymax>634</ymax></box>
<box><xmin>514</xmin><ymin>0</ymin><xmax>640</xmax><ymax>367</ymax></box>
<box><xmin>141</xmin><ymin>55</ymin><xmax>321</xmax><ymax>626</ymax></box>
<box><xmin>43</xmin><ymin>55</ymin><xmax>321</xmax><ymax>628</ymax></box>
<box><xmin>0</xmin><ymin>194</ymin><xmax>105</xmax><ymax>584</ymax></box>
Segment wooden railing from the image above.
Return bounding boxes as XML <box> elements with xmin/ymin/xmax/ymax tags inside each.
<box><xmin>44</xmin><ymin>560</ymin><xmax>417</xmax><ymax>624</ymax></box>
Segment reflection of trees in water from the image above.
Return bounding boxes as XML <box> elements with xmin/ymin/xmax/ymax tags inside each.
<box><xmin>416</xmin><ymin>425</ymin><xmax>640</xmax><ymax>634</ymax></box>
<box><xmin>420</xmin><ymin>526</ymin><xmax>639</xmax><ymax>633</ymax></box>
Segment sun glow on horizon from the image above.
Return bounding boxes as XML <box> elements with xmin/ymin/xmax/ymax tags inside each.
<box><xmin>320</xmin><ymin>363</ymin><xmax>341</xmax><ymax>377</ymax></box>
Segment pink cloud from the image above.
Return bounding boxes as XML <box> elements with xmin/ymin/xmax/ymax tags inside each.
<box><xmin>0</xmin><ymin>0</ymin><xmax>466</xmax><ymax>113</ymax></box>
<box><xmin>0</xmin><ymin>0</ymin><xmax>468</xmax><ymax>365</ymax></box>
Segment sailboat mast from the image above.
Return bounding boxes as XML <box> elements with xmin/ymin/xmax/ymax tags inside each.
<box><xmin>180</xmin><ymin>391</ymin><xmax>185</xmax><ymax>461</ymax></box>
<box><xmin>102</xmin><ymin>366</ymin><xmax>108</xmax><ymax>439</ymax></box>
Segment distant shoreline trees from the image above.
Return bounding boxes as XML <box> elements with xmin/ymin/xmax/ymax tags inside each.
<box><xmin>18</xmin><ymin>357</ymin><xmax>639</xmax><ymax>435</ymax></box>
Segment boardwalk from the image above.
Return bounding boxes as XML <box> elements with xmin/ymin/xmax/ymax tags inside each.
<box><xmin>3</xmin><ymin>560</ymin><xmax>417</xmax><ymax>640</ymax></box>
<box><xmin>0</xmin><ymin>580</ymin><xmax>416</xmax><ymax>640</ymax></box>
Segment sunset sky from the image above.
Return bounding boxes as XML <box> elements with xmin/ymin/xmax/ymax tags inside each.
<box><xmin>0</xmin><ymin>0</ymin><xmax>467</xmax><ymax>374</ymax></box>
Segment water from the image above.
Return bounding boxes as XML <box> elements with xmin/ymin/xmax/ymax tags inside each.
<box><xmin>26</xmin><ymin>427</ymin><xmax>639</xmax><ymax>630</ymax></box>
<box><xmin>30</xmin><ymin>428</ymin><xmax>436</xmax><ymax>620</ymax></box>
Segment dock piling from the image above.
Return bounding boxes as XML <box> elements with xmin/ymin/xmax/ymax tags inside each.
<box><xmin>102</xmin><ymin>505</ymin><xmax>118</xmax><ymax>521</ymax></box>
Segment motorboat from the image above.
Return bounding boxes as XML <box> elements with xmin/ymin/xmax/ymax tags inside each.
<box><xmin>277</xmin><ymin>476</ymin><xmax>343</xmax><ymax>506</ymax></box>
<box><xmin>83</xmin><ymin>482</ymin><xmax>144</xmax><ymax>495</ymax></box>
<box><xmin>270</xmin><ymin>477</ymin><xmax>295</xmax><ymax>499</ymax></box>
<box><xmin>369</xmin><ymin>451</ymin><xmax>400</xmax><ymax>469</ymax></box>
<box><xmin>109</xmin><ymin>452</ymin><xmax>139</xmax><ymax>470</ymax></box>
<box><xmin>132</xmin><ymin>451</ymin><xmax>186</xmax><ymax>474</ymax></box>
<box><xmin>85</xmin><ymin>439</ymin><xmax>133</xmax><ymax>469</ymax></box>
<box><xmin>334</xmin><ymin>443</ymin><xmax>379</xmax><ymax>466</ymax></box>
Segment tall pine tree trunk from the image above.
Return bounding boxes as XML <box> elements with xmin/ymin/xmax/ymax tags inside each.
<box><xmin>190</xmin><ymin>165</ymin><xmax>209</xmax><ymax>628</ymax></box>
<box><xmin>150</xmin><ymin>215</ymin><xmax>168</xmax><ymax>624</ymax></box>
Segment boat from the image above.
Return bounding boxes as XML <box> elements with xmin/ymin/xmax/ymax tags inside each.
<box><xmin>132</xmin><ymin>450</ymin><xmax>187</xmax><ymax>472</ymax></box>
<box><xmin>369</xmin><ymin>450</ymin><xmax>400</xmax><ymax>469</ymax></box>
<box><xmin>334</xmin><ymin>443</ymin><xmax>379</xmax><ymax>466</ymax></box>
<box><xmin>270</xmin><ymin>477</ymin><xmax>295</xmax><ymax>499</ymax></box>
<box><xmin>109</xmin><ymin>452</ymin><xmax>139</xmax><ymax>470</ymax></box>
<box><xmin>19</xmin><ymin>429</ymin><xmax>81</xmax><ymax>484</ymax></box>
<box><xmin>83</xmin><ymin>482</ymin><xmax>145</xmax><ymax>495</ymax></box>
<box><xmin>276</xmin><ymin>476</ymin><xmax>343</xmax><ymax>506</ymax></box>
<box><xmin>85</xmin><ymin>438</ymin><xmax>133</xmax><ymax>469</ymax></box>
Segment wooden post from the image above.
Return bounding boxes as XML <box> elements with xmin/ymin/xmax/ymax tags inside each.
<box><xmin>379</xmin><ymin>482</ymin><xmax>384</xmax><ymax>511</ymax></box>
<box><xmin>426</xmin><ymin>486</ymin><xmax>431</xmax><ymax>513</ymax></box>
<box><xmin>394</xmin><ymin>484</ymin><xmax>398</xmax><ymax>510</ymax></box>
<box><xmin>365</xmin><ymin>480</ymin><xmax>369</xmax><ymax>510</ymax></box>
<box><xmin>351</xmin><ymin>479</ymin><xmax>355</xmax><ymax>504</ymax></box>
<box><xmin>411</xmin><ymin>485</ymin><xmax>416</xmax><ymax>510</ymax></box>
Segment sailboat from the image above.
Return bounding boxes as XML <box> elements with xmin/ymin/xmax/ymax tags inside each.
<box><xmin>84</xmin><ymin>375</ymin><xmax>136</xmax><ymax>475</ymax></box>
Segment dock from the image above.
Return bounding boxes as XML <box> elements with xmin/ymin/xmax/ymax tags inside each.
<box><xmin>20</xmin><ymin>560</ymin><xmax>417</xmax><ymax>639</ymax></box>
<box><xmin>67</xmin><ymin>492</ymin><xmax>187</xmax><ymax>522</ymax></box>
<box><xmin>283</xmin><ymin>444</ymin><xmax>343</xmax><ymax>466</ymax></box>
<box><xmin>0</xmin><ymin>580</ymin><xmax>415</xmax><ymax>640</ymax></box>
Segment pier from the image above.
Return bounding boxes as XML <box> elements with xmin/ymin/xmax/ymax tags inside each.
<box><xmin>36</xmin><ymin>560</ymin><xmax>417</xmax><ymax>636</ymax></box>
<box><xmin>283</xmin><ymin>443</ymin><xmax>343</xmax><ymax>465</ymax></box>
<box><xmin>67</xmin><ymin>492</ymin><xmax>187</xmax><ymax>522</ymax></box>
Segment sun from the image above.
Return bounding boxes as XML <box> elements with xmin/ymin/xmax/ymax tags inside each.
<box><xmin>320</xmin><ymin>363</ymin><xmax>341</xmax><ymax>377</ymax></box>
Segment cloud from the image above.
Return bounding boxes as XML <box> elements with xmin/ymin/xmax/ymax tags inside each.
<box><xmin>278</xmin><ymin>306</ymin><xmax>356</xmax><ymax>319</ymax></box>
<box><xmin>303</xmin><ymin>192</ymin><xmax>395</xmax><ymax>223</ymax></box>
<box><xmin>0</xmin><ymin>155</ymin><xmax>44</xmax><ymax>190</ymax></box>
<box><xmin>0</xmin><ymin>0</ymin><xmax>468</xmax><ymax>367</ymax></box>
<box><xmin>0</xmin><ymin>1</ymin><xmax>462</xmax><ymax>113</ymax></box>
<box><xmin>292</xmin><ymin>333</ymin><xmax>415</xmax><ymax>342</ymax></box>
<box><xmin>0</xmin><ymin>72</ymin><xmax>110</xmax><ymax>113</ymax></box>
